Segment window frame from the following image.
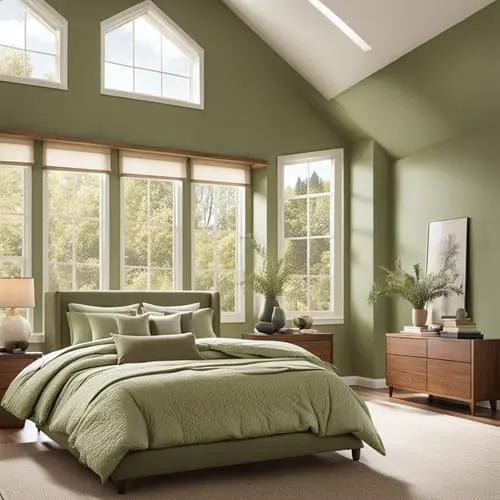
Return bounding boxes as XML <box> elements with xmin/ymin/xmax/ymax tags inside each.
<box><xmin>0</xmin><ymin>164</ymin><xmax>32</xmax><ymax>323</ymax></box>
<box><xmin>119</xmin><ymin>176</ymin><xmax>183</xmax><ymax>291</ymax></box>
<box><xmin>277</xmin><ymin>149</ymin><xmax>344</xmax><ymax>325</ymax></box>
<box><xmin>191</xmin><ymin>182</ymin><xmax>246</xmax><ymax>324</ymax></box>
<box><xmin>100</xmin><ymin>0</ymin><xmax>204</xmax><ymax>110</ymax></box>
<box><xmin>0</xmin><ymin>0</ymin><xmax>68</xmax><ymax>90</ymax></box>
<box><xmin>42</xmin><ymin>169</ymin><xmax>110</xmax><ymax>292</ymax></box>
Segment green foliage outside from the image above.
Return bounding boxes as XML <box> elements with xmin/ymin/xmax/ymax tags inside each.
<box><xmin>0</xmin><ymin>47</ymin><xmax>32</xmax><ymax>78</ymax></box>
<box><xmin>368</xmin><ymin>240</ymin><xmax>463</xmax><ymax>310</ymax></box>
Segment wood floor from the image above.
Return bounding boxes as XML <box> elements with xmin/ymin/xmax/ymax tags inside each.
<box><xmin>1</xmin><ymin>386</ymin><xmax>498</xmax><ymax>446</ymax></box>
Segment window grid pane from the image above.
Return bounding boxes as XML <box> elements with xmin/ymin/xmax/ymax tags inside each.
<box><xmin>46</xmin><ymin>171</ymin><xmax>105</xmax><ymax>291</ymax></box>
<box><xmin>122</xmin><ymin>178</ymin><xmax>176</xmax><ymax>291</ymax></box>
<box><xmin>283</xmin><ymin>158</ymin><xmax>334</xmax><ymax>312</ymax></box>
<box><xmin>103</xmin><ymin>12</ymin><xmax>199</xmax><ymax>104</ymax></box>
<box><xmin>0</xmin><ymin>0</ymin><xmax>61</xmax><ymax>83</ymax></box>
<box><xmin>193</xmin><ymin>184</ymin><xmax>243</xmax><ymax>315</ymax></box>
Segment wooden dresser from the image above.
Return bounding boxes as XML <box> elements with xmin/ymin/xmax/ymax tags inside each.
<box><xmin>386</xmin><ymin>333</ymin><xmax>500</xmax><ymax>415</ymax></box>
<box><xmin>0</xmin><ymin>352</ymin><xmax>43</xmax><ymax>428</ymax></box>
<box><xmin>242</xmin><ymin>332</ymin><xmax>333</xmax><ymax>363</ymax></box>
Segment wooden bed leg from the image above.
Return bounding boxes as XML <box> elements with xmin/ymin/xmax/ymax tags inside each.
<box><xmin>351</xmin><ymin>448</ymin><xmax>361</xmax><ymax>461</ymax></box>
<box><xmin>117</xmin><ymin>480</ymin><xmax>128</xmax><ymax>495</ymax></box>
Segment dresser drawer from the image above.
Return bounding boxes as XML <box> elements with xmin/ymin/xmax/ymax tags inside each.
<box><xmin>294</xmin><ymin>340</ymin><xmax>332</xmax><ymax>363</ymax></box>
<box><xmin>427</xmin><ymin>339</ymin><xmax>471</xmax><ymax>363</ymax></box>
<box><xmin>386</xmin><ymin>337</ymin><xmax>427</xmax><ymax>358</ymax></box>
<box><xmin>386</xmin><ymin>355</ymin><xmax>427</xmax><ymax>392</ymax></box>
<box><xmin>427</xmin><ymin>359</ymin><xmax>471</xmax><ymax>399</ymax></box>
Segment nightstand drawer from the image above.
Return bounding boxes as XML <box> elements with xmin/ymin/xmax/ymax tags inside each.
<box><xmin>294</xmin><ymin>340</ymin><xmax>331</xmax><ymax>362</ymax></box>
<box><xmin>386</xmin><ymin>337</ymin><xmax>427</xmax><ymax>358</ymax></box>
<box><xmin>428</xmin><ymin>359</ymin><xmax>471</xmax><ymax>399</ymax></box>
<box><xmin>386</xmin><ymin>355</ymin><xmax>427</xmax><ymax>392</ymax></box>
<box><xmin>427</xmin><ymin>339</ymin><xmax>471</xmax><ymax>363</ymax></box>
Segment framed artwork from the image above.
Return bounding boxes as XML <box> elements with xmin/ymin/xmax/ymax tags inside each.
<box><xmin>425</xmin><ymin>217</ymin><xmax>469</xmax><ymax>325</ymax></box>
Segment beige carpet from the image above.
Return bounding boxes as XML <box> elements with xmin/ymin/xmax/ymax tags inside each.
<box><xmin>0</xmin><ymin>401</ymin><xmax>499</xmax><ymax>500</ymax></box>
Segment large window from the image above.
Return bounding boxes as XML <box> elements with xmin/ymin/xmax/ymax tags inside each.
<box><xmin>191</xmin><ymin>160</ymin><xmax>248</xmax><ymax>322</ymax></box>
<box><xmin>44</xmin><ymin>142</ymin><xmax>110</xmax><ymax>291</ymax></box>
<box><xmin>0</xmin><ymin>0</ymin><xmax>67</xmax><ymax>89</ymax></box>
<box><xmin>120</xmin><ymin>151</ymin><xmax>184</xmax><ymax>290</ymax></box>
<box><xmin>101</xmin><ymin>1</ymin><xmax>204</xmax><ymax>108</ymax></box>
<box><xmin>278</xmin><ymin>149</ymin><xmax>343</xmax><ymax>323</ymax></box>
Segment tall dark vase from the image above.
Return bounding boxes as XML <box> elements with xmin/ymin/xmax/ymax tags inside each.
<box><xmin>258</xmin><ymin>295</ymin><xmax>279</xmax><ymax>323</ymax></box>
<box><xmin>271</xmin><ymin>306</ymin><xmax>286</xmax><ymax>331</ymax></box>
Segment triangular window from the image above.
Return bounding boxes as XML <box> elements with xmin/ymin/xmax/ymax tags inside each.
<box><xmin>0</xmin><ymin>0</ymin><xmax>67</xmax><ymax>88</ymax></box>
<box><xmin>102</xmin><ymin>1</ymin><xmax>204</xmax><ymax>109</ymax></box>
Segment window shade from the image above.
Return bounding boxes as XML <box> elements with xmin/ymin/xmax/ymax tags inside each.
<box><xmin>43</xmin><ymin>142</ymin><xmax>111</xmax><ymax>172</ymax></box>
<box><xmin>120</xmin><ymin>151</ymin><xmax>186</xmax><ymax>180</ymax></box>
<box><xmin>191</xmin><ymin>159</ymin><xmax>250</xmax><ymax>186</ymax></box>
<box><xmin>0</xmin><ymin>136</ymin><xmax>34</xmax><ymax>165</ymax></box>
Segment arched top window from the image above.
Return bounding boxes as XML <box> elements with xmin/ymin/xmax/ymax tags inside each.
<box><xmin>0</xmin><ymin>0</ymin><xmax>67</xmax><ymax>89</ymax></box>
<box><xmin>101</xmin><ymin>0</ymin><xmax>204</xmax><ymax>109</ymax></box>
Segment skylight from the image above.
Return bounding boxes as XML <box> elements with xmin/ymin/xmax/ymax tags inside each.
<box><xmin>307</xmin><ymin>0</ymin><xmax>371</xmax><ymax>52</ymax></box>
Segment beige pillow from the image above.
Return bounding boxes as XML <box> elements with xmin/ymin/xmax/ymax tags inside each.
<box><xmin>115</xmin><ymin>313</ymin><xmax>151</xmax><ymax>336</ymax></box>
<box><xmin>149</xmin><ymin>313</ymin><xmax>182</xmax><ymax>335</ymax></box>
<box><xmin>141</xmin><ymin>302</ymin><xmax>200</xmax><ymax>314</ymax></box>
<box><xmin>112</xmin><ymin>333</ymin><xmax>203</xmax><ymax>364</ymax></box>
<box><xmin>68</xmin><ymin>303</ymin><xmax>140</xmax><ymax>314</ymax></box>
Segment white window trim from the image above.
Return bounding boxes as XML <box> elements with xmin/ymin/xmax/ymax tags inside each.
<box><xmin>120</xmin><ymin>178</ymin><xmax>183</xmax><ymax>290</ymax></box>
<box><xmin>100</xmin><ymin>0</ymin><xmax>204</xmax><ymax>110</ymax></box>
<box><xmin>0</xmin><ymin>0</ymin><xmax>68</xmax><ymax>90</ymax></box>
<box><xmin>277</xmin><ymin>149</ymin><xmax>344</xmax><ymax>324</ymax></box>
<box><xmin>191</xmin><ymin>183</ymin><xmax>245</xmax><ymax>324</ymax></box>
<box><xmin>43</xmin><ymin>170</ymin><xmax>110</xmax><ymax>292</ymax></box>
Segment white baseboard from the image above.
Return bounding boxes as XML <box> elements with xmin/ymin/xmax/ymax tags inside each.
<box><xmin>342</xmin><ymin>376</ymin><xmax>387</xmax><ymax>390</ymax></box>
<box><xmin>477</xmin><ymin>400</ymin><xmax>500</xmax><ymax>409</ymax></box>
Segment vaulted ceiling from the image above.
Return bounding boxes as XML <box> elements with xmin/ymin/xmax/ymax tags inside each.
<box><xmin>222</xmin><ymin>0</ymin><xmax>498</xmax><ymax>159</ymax></box>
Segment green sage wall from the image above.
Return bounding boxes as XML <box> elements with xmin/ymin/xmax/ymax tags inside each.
<box><xmin>0</xmin><ymin>0</ymin><xmax>352</xmax><ymax>373</ymax></box>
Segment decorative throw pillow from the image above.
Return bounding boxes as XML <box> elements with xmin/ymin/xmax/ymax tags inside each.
<box><xmin>163</xmin><ymin>311</ymin><xmax>193</xmax><ymax>333</ymax></box>
<box><xmin>67</xmin><ymin>303</ymin><xmax>140</xmax><ymax>315</ymax></box>
<box><xmin>149</xmin><ymin>313</ymin><xmax>182</xmax><ymax>335</ymax></box>
<box><xmin>115</xmin><ymin>313</ymin><xmax>151</xmax><ymax>336</ymax></box>
<box><xmin>192</xmin><ymin>308</ymin><xmax>216</xmax><ymax>338</ymax></box>
<box><xmin>67</xmin><ymin>309</ymin><xmax>136</xmax><ymax>345</ymax></box>
<box><xmin>141</xmin><ymin>302</ymin><xmax>200</xmax><ymax>314</ymax></box>
<box><xmin>86</xmin><ymin>313</ymin><xmax>120</xmax><ymax>340</ymax></box>
<box><xmin>112</xmin><ymin>333</ymin><xmax>203</xmax><ymax>364</ymax></box>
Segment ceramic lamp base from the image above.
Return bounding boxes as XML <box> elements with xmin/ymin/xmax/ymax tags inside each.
<box><xmin>0</xmin><ymin>313</ymin><xmax>31</xmax><ymax>347</ymax></box>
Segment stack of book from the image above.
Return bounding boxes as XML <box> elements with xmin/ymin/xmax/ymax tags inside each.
<box><xmin>400</xmin><ymin>325</ymin><xmax>439</xmax><ymax>336</ymax></box>
<box><xmin>440</xmin><ymin>316</ymin><xmax>483</xmax><ymax>339</ymax></box>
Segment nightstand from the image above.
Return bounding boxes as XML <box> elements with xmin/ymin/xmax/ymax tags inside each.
<box><xmin>242</xmin><ymin>332</ymin><xmax>334</xmax><ymax>363</ymax></box>
<box><xmin>0</xmin><ymin>351</ymin><xmax>43</xmax><ymax>428</ymax></box>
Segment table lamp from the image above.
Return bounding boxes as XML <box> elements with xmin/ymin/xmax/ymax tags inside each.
<box><xmin>0</xmin><ymin>278</ymin><xmax>35</xmax><ymax>350</ymax></box>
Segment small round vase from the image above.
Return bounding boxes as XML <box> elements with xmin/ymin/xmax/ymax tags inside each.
<box><xmin>258</xmin><ymin>295</ymin><xmax>280</xmax><ymax>323</ymax></box>
<box><xmin>412</xmin><ymin>308</ymin><xmax>427</xmax><ymax>327</ymax></box>
<box><xmin>271</xmin><ymin>306</ymin><xmax>286</xmax><ymax>332</ymax></box>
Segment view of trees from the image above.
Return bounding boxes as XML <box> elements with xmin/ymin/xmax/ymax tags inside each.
<box><xmin>282</xmin><ymin>161</ymin><xmax>333</xmax><ymax>312</ymax></box>
<box><xmin>123</xmin><ymin>178</ymin><xmax>175</xmax><ymax>290</ymax></box>
<box><xmin>0</xmin><ymin>166</ymin><xmax>26</xmax><ymax>278</ymax></box>
<box><xmin>47</xmin><ymin>171</ymin><xmax>104</xmax><ymax>291</ymax></box>
<box><xmin>193</xmin><ymin>184</ymin><xmax>241</xmax><ymax>313</ymax></box>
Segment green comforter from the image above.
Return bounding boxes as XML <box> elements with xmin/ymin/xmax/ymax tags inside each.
<box><xmin>1</xmin><ymin>338</ymin><xmax>385</xmax><ymax>481</ymax></box>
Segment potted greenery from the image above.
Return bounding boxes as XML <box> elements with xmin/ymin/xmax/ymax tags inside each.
<box><xmin>368</xmin><ymin>247</ymin><xmax>463</xmax><ymax>326</ymax></box>
<box><xmin>248</xmin><ymin>241</ymin><xmax>294</xmax><ymax>325</ymax></box>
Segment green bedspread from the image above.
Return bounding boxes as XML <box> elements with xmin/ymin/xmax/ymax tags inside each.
<box><xmin>1</xmin><ymin>338</ymin><xmax>385</xmax><ymax>481</ymax></box>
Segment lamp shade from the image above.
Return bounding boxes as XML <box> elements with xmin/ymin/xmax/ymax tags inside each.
<box><xmin>0</xmin><ymin>278</ymin><xmax>35</xmax><ymax>308</ymax></box>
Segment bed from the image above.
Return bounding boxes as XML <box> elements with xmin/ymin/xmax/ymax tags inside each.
<box><xmin>2</xmin><ymin>291</ymin><xmax>385</xmax><ymax>494</ymax></box>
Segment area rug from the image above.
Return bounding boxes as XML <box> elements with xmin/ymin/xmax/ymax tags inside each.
<box><xmin>0</xmin><ymin>401</ymin><xmax>499</xmax><ymax>499</ymax></box>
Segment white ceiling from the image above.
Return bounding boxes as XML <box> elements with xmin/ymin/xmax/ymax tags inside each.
<box><xmin>221</xmin><ymin>0</ymin><xmax>495</xmax><ymax>99</ymax></box>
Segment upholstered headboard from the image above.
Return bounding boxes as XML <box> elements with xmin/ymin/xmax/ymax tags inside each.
<box><xmin>44</xmin><ymin>290</ymin><xmax>221</xmax><ymax>352</ymax></box>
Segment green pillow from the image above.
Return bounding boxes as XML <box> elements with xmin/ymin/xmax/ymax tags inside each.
<box><xmin>192</xmin><ymin>308</ymin><xmax>216</xmax><ymax>338</ymax></box>
<box><xmin>112</xmin><ymin>333</ymin><xmax>203</xmax><ymax>364</ymax></box>
<box><xmin>68</xmin><ymin>303</ymin><xmax>140</xmax><ymax>314</ymax></box>
<box><xmin>67</xmin><ymin>311</ymin><xmax>93</xmax><ymax>344</ymax></box>
<box><xmin>67</xmin><ymin>310</ymin><xmax>136</xmax><ymax>345</ymax></box>
<box><xmin>115</xmin><ymin>313</ymin><xmax>151</xmax><ymax>336</ymax></box>
<box><xmin>163</xmin><ymin>311</ymin><xmax>193</xmax><ymax>333</ymax></box>
<box><xmin>149</xmin><ymin>313</ymin><xmax>182</xmax><ymax>335</ymax></box>
<box><xmin>141</xmin><ymin>302</ymin><xmax>200</xmax><ymax>314</ymax></box>
<box><xmin>86</xmin><ymin>313</ymin><xmax>120</xmax><ymax>340</ymax></box>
